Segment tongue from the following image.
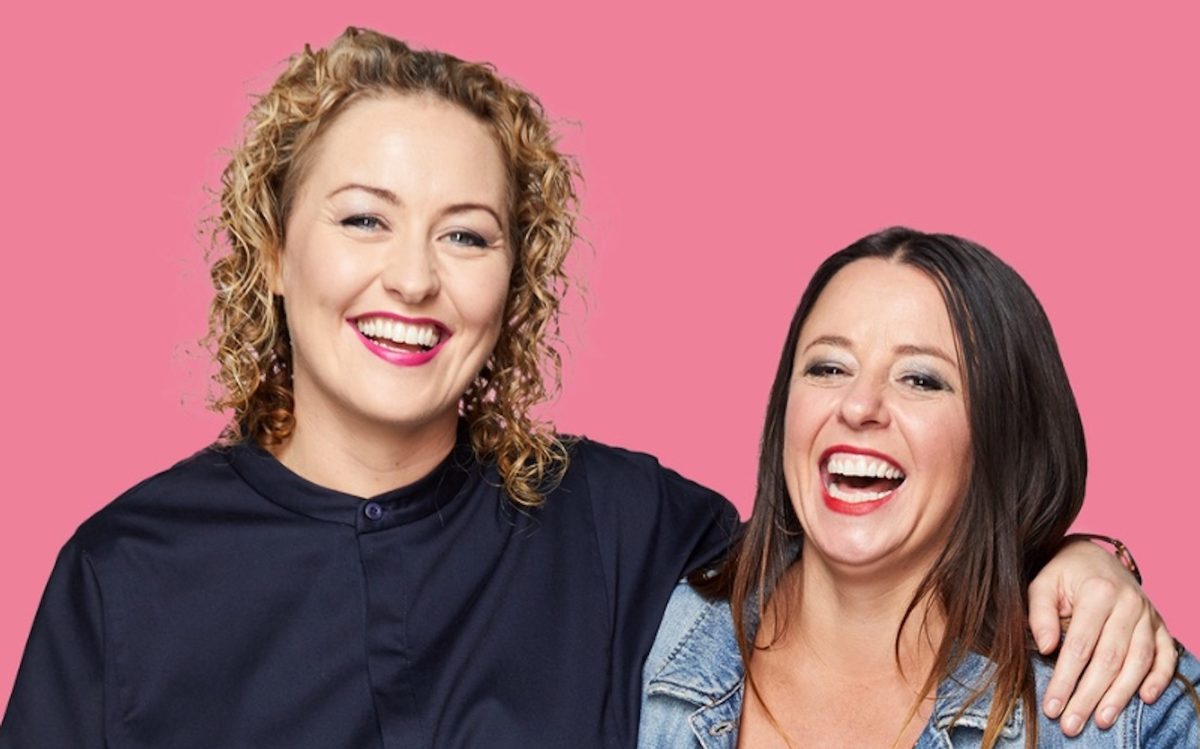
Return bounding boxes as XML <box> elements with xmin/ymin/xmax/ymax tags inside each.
<box><xmin>837</xmin><ymin>475</ymin><xmax>901</xmax><ymax>493</ymax></box>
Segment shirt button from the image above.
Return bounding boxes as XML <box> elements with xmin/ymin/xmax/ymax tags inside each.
<box><xmin>364</xmin><ymin>502</ymin><xmax>384</xmax><ymax>521</ymax></box>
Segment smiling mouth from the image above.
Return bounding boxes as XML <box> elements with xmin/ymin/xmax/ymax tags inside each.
<box><xmin>823</xmin><ymin>452</ymin><xmax>906</xmax><ymax>503</ymax></box>
<box><xmin>355</xmin><ymin>316</ymin><xmax>443</xmax><ymax>353</ymax></box>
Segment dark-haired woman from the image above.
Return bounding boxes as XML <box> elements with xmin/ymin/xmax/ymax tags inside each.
<box><xmin>639</xmin><ymin>228</ymin><xmax>1198</xmax><ymax>748</ymax></box>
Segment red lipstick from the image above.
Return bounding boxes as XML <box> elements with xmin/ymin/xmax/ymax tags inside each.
<box><xmin>819</xmin><ymin>444</ymin><xmax>905</xmax><ymax>516</ymax></box>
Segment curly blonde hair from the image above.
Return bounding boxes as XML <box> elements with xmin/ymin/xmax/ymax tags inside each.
<box><xmin>207</xmin><ymin>27</ymin><xmax>578</xmax><ymax>506</ymax></box>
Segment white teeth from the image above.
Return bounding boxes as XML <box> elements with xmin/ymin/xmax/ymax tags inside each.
<box><xmin>827</xmin><ymin>483</ymin><xmax>892</xmax><ymax>503</ymax></box>
<box><xmin>825</xmin><ymin>452</ymin><xmax>905</xmax><ymax>480</ymax></box>
<box><xmin>356</xmin><ymin>318</ymin><xmax>441</xmax><ymax>347</ymax></box>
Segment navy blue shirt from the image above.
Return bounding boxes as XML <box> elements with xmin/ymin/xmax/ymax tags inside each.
<box><xmin>0</xmin><ymin>434</ymin><xmax>738</xmax><ymax>748</ymax></box>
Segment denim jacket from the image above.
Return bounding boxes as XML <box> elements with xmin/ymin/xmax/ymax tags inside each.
<box><xmin>639</xmin><ymin>583</ymin><xmax>1200</xmax><ymax>748</ymax></box>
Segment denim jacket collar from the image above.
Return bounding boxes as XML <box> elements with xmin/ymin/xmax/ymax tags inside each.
<box><xmin>648</xmin><ymin>594</ymin><xmax>743</xmax><ymax>704</ymax></box>
<box><xmin>930</xmin><ymin>650</ymin><xmax>1024</xmax><ymax>740</ymax></box>
<box><xmin>642</xmin><ymin>595</ymin><xmax>746</xmax><ymax>746</ymax></box>
<box><xmin>644</xmin><ymin>591</ymin><xmax>1022</xmax><ymax>745</ymax></box>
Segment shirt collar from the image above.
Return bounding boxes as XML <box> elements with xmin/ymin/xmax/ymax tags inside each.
<box><xmin>228</xmin><ymin>421</ymin><xmax>479</xmax><ymax>529</ymax></box>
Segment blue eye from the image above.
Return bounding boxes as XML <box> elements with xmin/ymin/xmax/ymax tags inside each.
<box><xmin>341</xmin><ymin>215</ymin><xmax>383</xmax><ymax>231</ymax></box>
<box><xmin>445</xmin><ymin>230</ymin><xmax>488</xmax><ymax>248</ymax></box>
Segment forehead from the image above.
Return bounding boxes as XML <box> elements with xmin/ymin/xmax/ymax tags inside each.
<box><xmin>298</xmin><ymin>93</ymin><xmax>509</xmax><ymax>210</ymax></box>
<box><xmin>800</xmin><ymin>258</ymin><xmax>957</xmax><ymax>355</ymax></box>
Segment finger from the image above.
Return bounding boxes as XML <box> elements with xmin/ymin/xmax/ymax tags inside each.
<box><xmin>1138</xmin><ymin>620</ymin><xmax>1179</xmax><ymax>704</ymax></box>
<box><xmin>1027</xmin><ymin>575</ymin><xmax>1065</xmax><ymax>655</ymax></box>
<box><xmin>1042</xmin><ymin>577</ymin><xmax>1118</xmax><ymax>721</ymax></box>
<box><xmin>1056</xmin><ymin>587</ymin><xmax>1143</xmax><ymax>736</ymax></box>
<box><xmin>1091</xmin><ymin>614</ymin><xmax>1156</xmax><ymax>728</ymax></box>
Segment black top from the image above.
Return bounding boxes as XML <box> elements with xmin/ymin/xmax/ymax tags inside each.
<box><xmin>0</xmin><ymin>432</ymin><xmax>738</xmax><ymax>749</ymax></box>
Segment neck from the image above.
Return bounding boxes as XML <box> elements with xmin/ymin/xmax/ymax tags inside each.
<box><xmin>741</xmin><ymin>558</ymin><xmax>947</xmax><ymax>749</ymax></box>
<box><xmin>268</xmin><ymin>397</ymin><xmax>459</xmax><ymax>499</ymax></box>
<box><xmin>767</xmin><ymin>554</ymin><xmax>945</xmax><ymax>684</ymax></box>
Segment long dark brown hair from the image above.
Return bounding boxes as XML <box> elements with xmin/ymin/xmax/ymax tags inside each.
<box><xmin>699</xmin><ymin>227</ymin><xmax>1088</xmax><ymax>747</ymax></box>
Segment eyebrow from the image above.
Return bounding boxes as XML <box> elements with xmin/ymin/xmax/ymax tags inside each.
<box><xmin>802</xmin><ymin>335</ymin><xmax>853</xmax><ymax>353</ymax></box>
<box><xmin>327</xmin><ymin>183</ymin><xmax>505</xmax><ymax>227</ymax></box>
<box><xmin>803</xmin><ymin>335</ymin><xmax>958</xmax><ymax>366</ymax></box>
<box><xmin>894</xmin><ymin>344</ymin><xmax>958</xmax><ymax>366</ymax></box>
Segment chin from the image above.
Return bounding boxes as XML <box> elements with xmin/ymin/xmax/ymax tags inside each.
<box><xmin>817</xmin><ymin>543</ymin><xmax>901</xmax><ymax>571</ymax></box>
<box><xmin>336</xmin><ymin>395</ymin><xmax>460</xmax><ymax>436</ymax></box>
<box><xmin>804</xmin><ymin>522</ymin><xmax>914</xmax><ymax>571</ymax></box>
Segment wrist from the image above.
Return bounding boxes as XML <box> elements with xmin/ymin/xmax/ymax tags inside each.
<box><xmin>1066</xmin><ymin>532</ymin><xmax>1142</xmax><ymax>584</ymax></box>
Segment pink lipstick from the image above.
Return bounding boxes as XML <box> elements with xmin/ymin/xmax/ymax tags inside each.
<box><xmin>350</xmin><ymin>313</ymin><xmax>451</xmax><ymax>367</ymax></box>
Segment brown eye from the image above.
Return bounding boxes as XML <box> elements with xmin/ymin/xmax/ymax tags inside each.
<box><xmin>902</xmin><ymin>373</ymin><xmax>948</xmax><ymax>392</ymax></box>
<box><xmin>805</xmin><ymin>363</ymin><xmax>847</xmax><ymax>378</ymax></box>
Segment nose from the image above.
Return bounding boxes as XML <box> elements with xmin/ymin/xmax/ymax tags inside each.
<box><xmin>837</xmin><ymin>374</ymin><xmax>890</xmax><ymax>430</ymax></box>
<box><xmin>380</xmin><ymin>235</ymin><xmax>440</xmax><ymax>305</ymax></box>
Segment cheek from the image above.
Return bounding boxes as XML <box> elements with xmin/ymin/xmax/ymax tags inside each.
<box><xmin>783</xmin><ymin>386</ymin><xmax>835</xmax><ymax>455</ymax></box>
<box><xmin>280</xmin><ymin>243</ymin><xmax>363</xmax><ymax>308</ymax></box>
<box><xmin>782</xmin><ymin>395</ymin><xmax>806</xmax><ymax>458</ymax></box>
<box><xmin>781</xmin><ymin>389</ymin><xmax>825</xmax><ymax>499</ymax></box>
<box><xmin>920</xmin><ymin>405</ymin><xmax>972</xmax><ymax>497</ymax></box>
<box><xmin>459</xmin><ymin>261</ymin><xmax>513</xmax><ymax>334</ymax></box>
<box><xmin>483</xmin><ymin>279</ymin><xmax>511</xmax><ymax>331</ymax></box>
<box><xmin>943</xmin><ymin>404</ymin><xmax>972</xmax><ymax>479</ymax></box>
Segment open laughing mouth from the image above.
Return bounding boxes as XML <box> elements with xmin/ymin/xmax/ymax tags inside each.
<box><xmin>351</xmin><ymin>315</ymin><xmax>450</xmax><ymax>366</ymax></box>
<box><xmin>820</xmin><ymin>448</ymin><xmax>906</xmax><ymax>514</ymax></box>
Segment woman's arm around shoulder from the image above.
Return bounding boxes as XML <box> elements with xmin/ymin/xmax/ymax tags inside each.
<box><xmin>572</xmin><ymin>438</ymin><xmax>740</xmax><ymax>584</ymax></box>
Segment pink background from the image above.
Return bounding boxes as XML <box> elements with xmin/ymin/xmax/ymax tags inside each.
<box><xmin>1</xmin><ymin>2</ymin><xmax>1196</xmax><ymax>706</ymax></box>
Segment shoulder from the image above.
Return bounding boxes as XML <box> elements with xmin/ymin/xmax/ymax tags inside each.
<box><xmin>71</xmin><ymin>443</ymin><xmax>240</xmax><ymax>557</ymax></box>
<box><xmin>566</xmin><ymin>437</ymin><xmax>691</xmax><ymax>483</ymax></box>
<box><xmin>643</xmin><ymin>581</ymin><xmax>742</xmax><ymax>703</ymax></box>
<box><xmin>564</xmin><ymin>436</ymin><xmax>732</xmax><ymax>514</ymax></box>
<box><xmin>1131</xmin><ymin>650</ymin><xmax>1200</xmax><ymax>746</ymax></box>
<box><xmin>639</xmin><ymin>582</ymin><xmax>743</xmax><ymax>748</ymax></box>
<box><xmin>1025</xmin><ymin>652</ymin><xmax>1199</xmax><ymax>746</ymax></box>
<box><xmin>561</xmin><ymin>438</ymin><xmax>739</xmax><ymax>569</ymax></box>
